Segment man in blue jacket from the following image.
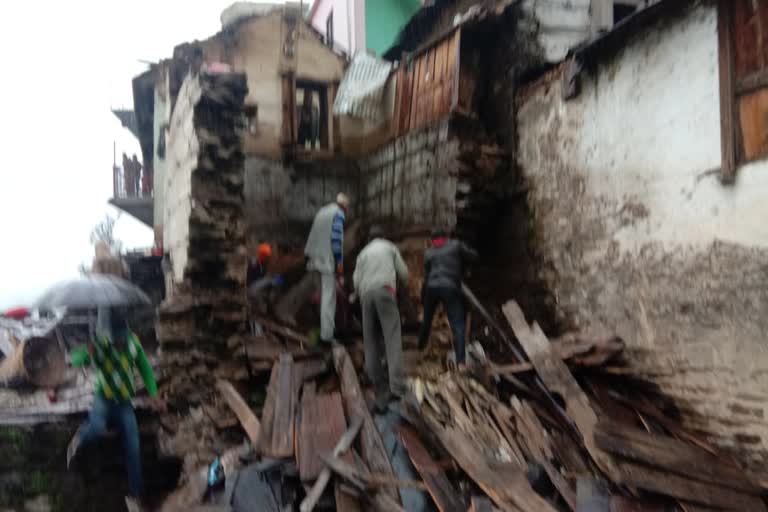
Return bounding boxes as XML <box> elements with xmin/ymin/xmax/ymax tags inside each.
<box><xmin>304</xmin><ymin>193</ymin><xmax>349</xmax><ymax>343</ymax></box>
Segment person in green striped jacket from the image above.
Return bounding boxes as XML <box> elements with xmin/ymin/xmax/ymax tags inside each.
<box><xmin>67</xmin><ymin>307</ymin><xmax>163</xmax><ymax>506</ymax></box>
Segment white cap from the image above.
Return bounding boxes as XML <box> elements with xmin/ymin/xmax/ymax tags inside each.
<box><xmin>336</xmin><ymin>193</ymin><xmax>350</xmax><ymax>208</ymax></box>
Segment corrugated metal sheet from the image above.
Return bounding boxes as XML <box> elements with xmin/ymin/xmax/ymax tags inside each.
<box><xmin>333</xmin><ymin>52</ymin><xmax>393</xmax><ymax>120</ymax></box>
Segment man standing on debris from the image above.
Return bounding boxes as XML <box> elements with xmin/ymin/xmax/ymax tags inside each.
<box><xmin>418</xmin><ymin>227</ymin><xmax>478</xmax><ymax>366</ymax></box>
<box><xmin>67</xmin><ymin>307</ymin><xmax>163</xmax><ymax>508</ymax></box>
<box><xmin>305</xmin><ymin>193</ymin><xmax>349</xmax><ymax>344</ymax></box>
<box><xmin>353</xmin><ymin>225</ymin><xmax>409</xmax><ymax>411</ymax></box>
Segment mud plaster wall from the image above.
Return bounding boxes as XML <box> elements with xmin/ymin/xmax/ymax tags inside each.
<box><xmin>517</xmin><ymin>3</ymin><xmax>768</xmax><ymax>468</ymax></box>
<box><xmin>164</xmin><ymin>76</ymin><xmax>201</xmax><ymax>283</ymax></box>
<box><xmin>244</xmin><ymin>156</ymin><xmax>359</xmax><ymax>247</ymax></box>
<box><xmin>358</xmin><ymin>120</ymin><xmax>457</xmax><ymax>230</ymax></box>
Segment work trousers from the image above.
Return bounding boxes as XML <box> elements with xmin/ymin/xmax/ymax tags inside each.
<box><xmin>319</xmin><ymin>272</ymin><xmax>337</xmax><ymax>341</ymax></box>
<box><xmin>362</xmin><ymin>287</ymin><xmax>405</xmax><ymax>402</ymax></box>
<box><xmin>419</xmin><ymin>286</ymin><xmax>467</xmax><ymax>363</ymax></box>
<box><xmin>78</xmin><ymin>394</ymin><xmax>143</xmax><ymax>497</ymax></box>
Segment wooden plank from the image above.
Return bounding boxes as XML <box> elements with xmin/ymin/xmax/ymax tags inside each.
<box><xmin>270</xmin><ymin>353</ymin><xmax>296</xmax><ymax>457</ymax></box>
<box><xmin>501</xmin><ymin>301</ymin><xmax>621</xmax><ymax>483</ymax></box>
<box><xmin>299</xmin><ymin>389</ymin><xmax>350</xmax><ymax>481</ymax></box>
<box><xmin>511</xmin><ymin>400</ymin><xmax>577</xmax><ymax>511</ymax></box>
<box><xmin>216</xmin><ymin>380</ymin><xmax>261</xmax><ymax>446</ymax></box>
<box><xmin>410</xmin><ymin>56</ymin><xmax>423</xmax><ymax>130</ymax></box>
<box><xmin>321</xmin><ymin>454</ymin><xmax>408</xmax><ymax>512</ymax></box>
<box><xmin>615</xmin><ymin>460</ymin><xmax>766</xmax><ymax>511</ymax></box>
<box><xmin>333</xmin><ymin>345</ymin><xmax>400</xmax><ymax>504</ymax></box>
<box><xmin>257</xmin><ymin>360</ymin><xmax>280</xmax><ymax>455</ymax></box>
<box><xmin>300</xmin><ymin>415</ymin><xmax>363</xmax><ymax>512</ymax></box>
<box><xmin>449</xmin><ymin>29</ymin><xmax>461</xmax><ymax>111</ymax></box>
<box><xmin>469</xmin><ymin>496</ymin><xmax>494</xmax><ymax>512</ymax></box>
<box><xmin>718</xmin><ymin>0</ymin><xmax>737</xmax><ymax>183</ymax></box>
<box><xmin>594</xmin><ymin>420</ymin><xmax>761</xmax><ymax>494</ymax></box>
<box><xmin>297</xmin><ymin>381</ymin><xmax>317</xmax><ymax>479</ymax></box>
<box><xmin>335</xmin><ymin>481</ymin><xmax>363</xmax><ymax>512</ymax></box>
<box><xmin>738</xmin><ymin>87</ymin><xmax>768</xmax><ymax>160</ymax></box>
<box><xmin>398</xmin><ymin>425</ymin><xmax>466</xmax><ymax>512</ymax></box>
<box><xmin>424</xmin><ymin>418</ymin><xmax>556</xmax><ymax>512</ymax></box>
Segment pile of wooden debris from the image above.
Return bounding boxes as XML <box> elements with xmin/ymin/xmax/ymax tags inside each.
<box><xmin>156</xmin><ymin>296</ymin><xmax>766</xmax><ymax>512</ymax></box>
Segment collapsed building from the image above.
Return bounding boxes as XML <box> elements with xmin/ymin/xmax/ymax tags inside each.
<box><xmin>48</xmin><ymin>0</ymin><xmax>766</xmax><ymax>508</ymax></box>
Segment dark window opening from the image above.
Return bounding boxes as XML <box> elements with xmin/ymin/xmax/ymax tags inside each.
<box><xmin>613</xmin><ymin>3</ymin><xmax>637</xmax><ymax>24</ymax></box>
<box><xmin>326</xmin><ymin>11</ymin><xmax>334</xmax><ymax>48</ymax></box>
<box><xmin>295</xmin><ymin>81</ymin><xmax>329</xmax><ymax>151</ymax></box>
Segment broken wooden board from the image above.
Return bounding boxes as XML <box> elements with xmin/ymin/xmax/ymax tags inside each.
<box><xmin>614</xmin><ymin>460</ymin><xmax>766</xmax><ymax>511</ymax></box>
<box><xmin>335</xmin><ymin>481</ymin><xmax>363</xmax><ymax>512</ymax></box>
<box><xmin>270</xmin><ymin>353</ymin><xmax>296</xmax><ymax>457</ymax></box>
<box><xmin>333</xmin><ymin>345</ymin><xmax>400</xmax><ymax>504</ymax></box>
<box><xmin>594</xmin><ymin>419</ymin><xmax>762</xmax><ymax>494</ymax></box>
<box><xmin>300</xmin><ymin>415</ymin><xmax>363</xmax><ymax>512</ymax></box>
<box><xmin>508</xmin><ymin>398</ymin><xmax>576</xmax><ymax>510</ymax></box>
<box><xmin>298</xmin><ymin>386</ymin><xmax>350</xmax><ymax>481</ymax></box>
<box><xmin>491</xmin><ymin>335</ymin><xmax>624</xmax><ymax>376</ymax></box>
<box><xmin>215</xmin><ymin>380</ymin><xmax>260</xmax><ymax>443</ymax></box>
<box><xmin>502</xmin><ymin>300</ymin><xmax>620</xmax><ymax>482</ymax></box>
<box><xmin>398</xmin><ymin>424</ymin><xmax>466</xmax><ymax>512</ymax></box>
<box><xmin>257</xmin><ymin>358</ymin><xmax>281</xmax><ymax>455</ymax></box>
<box><xmin>322</xmin><ymin>453</ymin><xmax>407</xmax><ymax>512</ymax></box>
<box><xmin>424</xmin><ymin>413</ymin><xmax>556</xmax><ymax>512</ymax></box>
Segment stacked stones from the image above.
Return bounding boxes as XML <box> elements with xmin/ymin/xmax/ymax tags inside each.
<box><xmin>157</xmin><ymin>71</ymin><xmax>249</xmax><ymax>408</ymax></box>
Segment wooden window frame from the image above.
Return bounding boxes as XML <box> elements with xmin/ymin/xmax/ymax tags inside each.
<box><xmin>718</xmin><ymin>0</ymin><xmax>768</xmax><ymax>183</ymax></box>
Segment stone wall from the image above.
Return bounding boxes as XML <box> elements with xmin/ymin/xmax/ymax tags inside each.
<box><xmin>358</xmin><ymin>120</ymin><xmax>456</xmax><ymax>231</ymax></box>
<box><xmin>243</xmin><ymin>156</ymin><xmax>359</xmax><ymax>247</ymax></box>
<box><xmin>516</xmin><ymin>2</ymin><xmax>768</xmax><ymax>469</ymax></box>
<box><xmin>157</xmin><ymin>70</ymin><xmax>249</xmax><ymax>392</ymax></box>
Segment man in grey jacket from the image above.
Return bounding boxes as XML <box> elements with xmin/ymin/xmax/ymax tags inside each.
<box><xmin>353</xmin><ymin>226</ymin><xmax>409</xmax><ymax>411</ymax></box>
<box><xmin>418</xmin><ymin>228</ymin><xmax>478</xmax><ymax>364</ymax></box>
<box><xmin>305</xmin><ymin>193</ymin><xmax>349</xmax><ymax>343</ymax></box>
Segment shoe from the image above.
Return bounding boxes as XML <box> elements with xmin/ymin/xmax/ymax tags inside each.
<box><xmin>66</xmin><ymin>426</ymin><xmax>83</xmax><ymax>469</ymax></box>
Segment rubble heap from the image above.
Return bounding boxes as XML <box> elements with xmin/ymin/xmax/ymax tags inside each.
<box><xmin>156</xmin><ymin>293</ymin><xmax>768</xmax><ymax>512</ymax></box>
<box><xmin>156</xmin><ymin>71</ymin><xmax>249</xmax><ymax>404</ymax></box>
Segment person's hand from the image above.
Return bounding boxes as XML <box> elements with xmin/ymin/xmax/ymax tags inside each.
<box><xmin>337</xmin><ymin>275</ymin><xmax>346</xmax><ymax>287</ymax></box>
<box><xmin>349</xmin><ymin>292</ymin><xmax>357</xmax><ymax>304</ymax></box>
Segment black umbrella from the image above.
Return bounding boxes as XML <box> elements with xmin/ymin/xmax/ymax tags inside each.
<box><xmin>34</xmin><ymin>274</ymin><xmax>151</xmax><ymax>310</ymax></box>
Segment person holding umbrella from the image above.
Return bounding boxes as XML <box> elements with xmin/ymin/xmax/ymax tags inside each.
<box><xmin>35</xmin><ymin>275</ymin><xmax>162</xmax><ymax>510</ymax></box>
<box><xmin>66</xmin><ymin>307</ymin><xmax>163</xmax><ymax>508</ymax></box>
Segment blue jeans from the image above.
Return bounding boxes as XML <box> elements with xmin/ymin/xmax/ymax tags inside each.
<box><xmin>79</xmin><ymin>394</ymin><xmax>143</xmax><ymax>497</ymax></box>
<box><xmin>419</xmin><ymin>287</ymin><xmax>466</xmax><ymax>363</ymax></box>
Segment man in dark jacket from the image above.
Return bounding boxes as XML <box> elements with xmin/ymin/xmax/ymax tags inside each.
<box><xmin>418</xmin><ymin>228</ymin><xmax>478</xmax><ymax>364</ymax></box>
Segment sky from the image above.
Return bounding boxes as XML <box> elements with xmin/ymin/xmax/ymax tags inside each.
<box><xmin>0</xmin><ymin>0</ymin><xmax>267</xmax><ymax>309</ymax></box>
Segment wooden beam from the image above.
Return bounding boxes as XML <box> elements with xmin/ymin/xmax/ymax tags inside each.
<box><xmin>594</xmin><ymin>420</ymin><xmax>762</xmax><ymax>494</ymax></box>
<box><xmin>398</xmin><ymin>425</ymin><xmax>466</xmax><ymax>512</ymax></box>
<box><xmin>718</xmin><ymin>0</ymin><xmax>737</xmax><ymax>184</ymax></box>
<box><xmin>321</xmin><ymin>454</ymin><xmax>407</xmax><ymax>512</ymax></box>
<box><xmin>216</xmin><ymin>380</ymin><xmax>261</xmax><ymax>446</ymax></box>
<box><xmin>424</xmin><ymin>418</ymin><xmax>556</xmax><ymax>512</ymax></box>
<box><xmin>614</xmin><ymin>460</ymin><xmax>766</xmax><ymax>511</ymax></box>
<box><xmin>501</xmin><ymin>301</ymin><xmax>621</xmax><ymax>483</ymax></box>
<box><xmin>333</xmin><ymin>346</ymin><xmax>400</xmax><ymax>504</ymax></box>
<box><xmin>300</xmin><ymin>415</ymin><xmax>363</xmax><ymax>512</ymax></box>
<box><xmin>270</xmin><ymin>353</ymin><xmax>297</xmax><ymax>457</ymax></box>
